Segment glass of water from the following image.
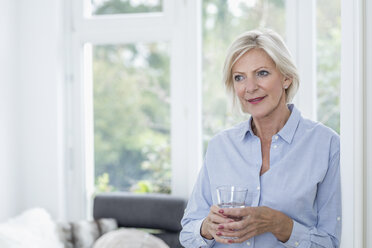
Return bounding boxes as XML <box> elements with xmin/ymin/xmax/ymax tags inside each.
<box><xmin>216</xmin><ymin>185</ymin><xmax>248</xmax><ymax>209</ymax></box>
<box><xmin>216</xmin><ymin>185</ymin><xmax>248</xmax><ymax>239</ymax></box>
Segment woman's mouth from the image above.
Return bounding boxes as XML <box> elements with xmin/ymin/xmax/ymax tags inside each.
<box><xmin>247</xmin><ymin>96</ymin><xmax>266</xmax><ymax>104</ymax></box>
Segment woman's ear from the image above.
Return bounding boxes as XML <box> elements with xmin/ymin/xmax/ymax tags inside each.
<box><xmin>283</xmin><ymin>77</ymin><xmax>293</xmax><ymax>89</ymax></box>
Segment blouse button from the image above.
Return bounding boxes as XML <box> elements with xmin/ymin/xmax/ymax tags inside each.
<box><xmin>273</xmin><ymin>145</ymin><xmax>278</xmax><ymax>149</ymax></box>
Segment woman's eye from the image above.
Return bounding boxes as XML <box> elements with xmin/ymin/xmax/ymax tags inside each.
<box><xmin>257</xmin><ymin>70</ymin><xmax>269</xmax><ymax>77</ymax></box>
<box><xmin>234</xmin><ymin>75</ymin><xmax>244</xmax><ymax>82</ymax></box>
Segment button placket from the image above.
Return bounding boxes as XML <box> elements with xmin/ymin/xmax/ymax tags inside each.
<box><xmin>272</xmin><ymin>135</ymin><xmax>279</xmax><ymax>149</ymax></box>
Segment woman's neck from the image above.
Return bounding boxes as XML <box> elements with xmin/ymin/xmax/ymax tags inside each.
<box><xmin>252</xmin><ymin>104</ymin><xmax>291</xmax><ymax>141</ymax></box>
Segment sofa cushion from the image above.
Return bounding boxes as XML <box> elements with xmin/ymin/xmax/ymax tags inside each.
<box><xmin>57</xmin><ymin>218</ymin><xmax>117</xmax><ymax>248</ymax></box>
<box><xmin>0</xmin><ymin>208</ymin><xmax>63</xmax><ymax>248</ymax></box>
<box><xmin>93</xmin><ymin>228</ymin><xmax>169</xmax><ymax>248</ymax></box>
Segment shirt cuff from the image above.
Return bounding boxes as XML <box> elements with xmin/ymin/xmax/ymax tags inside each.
<box><xmin>193</xmin><ymin>218</ymin><xmax>215</xmax><ymax>247</ymax></box>
<box><xmin>280</xmin><ymin>220</ymin><xmax>310</xmax><ymax>248</ymax></box>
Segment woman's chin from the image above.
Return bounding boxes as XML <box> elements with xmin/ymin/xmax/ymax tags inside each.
<box><xmin>243</xmin><ymin>107</ymin><xmax>267</xmax><ymax>119</ymax></box>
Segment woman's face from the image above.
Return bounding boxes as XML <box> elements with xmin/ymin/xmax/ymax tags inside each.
<box><xmin>232</xmin><ymin>48</ymin><xmax>291</xmax><ymax>120</ymax></box>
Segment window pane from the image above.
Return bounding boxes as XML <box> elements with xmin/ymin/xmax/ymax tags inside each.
<box><xmin>202</xmin><ymin>0</ymin><xmax>286</xmax><ymax>149</ymax></box>
<box><xmin>316</xmin><ymin>0</ymin><xmax>341</xmax><ymax>133</ymax></box>
<box><xmin>93</xmin><ymin>43</ymin><xmax>171</xmax><ymax>194</ymax></box>
<box><xmin>91</xmin><ymin>0</ymin><xmax>163</xmax><ymax>15</ymax></box>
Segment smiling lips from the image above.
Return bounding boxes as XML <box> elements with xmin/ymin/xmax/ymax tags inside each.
<box><xmin>247</xmin><ymin>96</ymin><xmax>266</xmax><ymax>104</ymax></box>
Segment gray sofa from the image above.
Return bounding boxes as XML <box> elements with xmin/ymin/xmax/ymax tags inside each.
<box><xmin>93</xmin><ymin>192</ymin><xmax>187</xmax><ymax>248</ymax></box>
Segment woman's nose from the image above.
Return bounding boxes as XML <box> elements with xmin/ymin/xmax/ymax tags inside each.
<box><xmin>244</xmin><ymin>78</ymin><xmax>258</xmax><ymax>93</ymax></box>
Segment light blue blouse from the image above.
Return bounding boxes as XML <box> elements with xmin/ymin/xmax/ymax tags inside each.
<box><xmin>180</xmin><ymin>104</ymin><xmax>341</xmax><ymax>248</ymax></box>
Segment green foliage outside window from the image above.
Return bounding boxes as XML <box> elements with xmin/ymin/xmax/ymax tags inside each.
<box><xmin>317</xmin><ymin>0</ymin><xmax>340</xmax><ymax>134</ymax></box>
<box><xmin>93</xmin><ymin>42</ymin><xmax>171</xmax><ymax>194</ymax></box>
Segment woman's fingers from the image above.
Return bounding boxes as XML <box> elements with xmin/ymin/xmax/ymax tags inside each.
<box><xmin>210</xmin><ymin>205</ymin><xmax>229</xmax><ymax>218</ymax></box>
<box><xmin>212</xmin><ymin>206</ymin><xmax>293</xmax><ymax>244</ymax></box>
<box><xmin>204</xmin><ymin>205</ymin><xmax>281</xmax><ymax>244</ymax></box>
<box><xmin>218</xmin><ymin>206</ymin><xmax>286</xmax><ymax>244</ymax></box>
<box><xmin>209</xmin><ymin>212</ymin><xmax>235</xmax><ymax>224</ymax></box>
<box><xmin>220</xmin><ymin>206</ymin><xmax>251</xmax><ymax>218</ymax></box>
<box><xmin>201</xmin><ymin>205</ymin><xmax>238</xmax><ymax>240</ymax></box>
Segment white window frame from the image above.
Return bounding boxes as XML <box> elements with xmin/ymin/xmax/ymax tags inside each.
<box><xmin>341</xmin><ymin>0</ymin><xmax>372</xmax><ymax>247</ymax></box>
<box><xmin>285</xmin><ymin>0</ymin><xmax>317</xmax><ymax>121</ymax></box>
<box><xmin>340</xmin><ymin>0</ymin><xmax>364</xmax><ymax>245</ymax></box>
<box><xmin>65</xmin><ymin>0</ymin><xmax>202</xmax><ymax>220</ymax></box>
<box><xmin>366</xmin><ymin>0</ymin><xmax>372</xmax><ymax>246</ymax></box>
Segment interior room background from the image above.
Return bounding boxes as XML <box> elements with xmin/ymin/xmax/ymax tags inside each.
<box><xmin>0</xmin><ymin>0</ymin><xmax>371</xmax><ymax>247</ymax></box>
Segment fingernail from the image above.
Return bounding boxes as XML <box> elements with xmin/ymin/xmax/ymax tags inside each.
<box><xmin>228</xmin><ymin>219</ymin><xmax>234</xmax><ymax>223</ymax></box>
<box><xmin>218</xmin><ymin>225</ymin><xmax>224</xmax><ymax>229</ymax></box>
<box><xmin>219</xmin><ymin>209</ymin><xmax>224</xmax><ymax>214</ymax></box>
<box><xmin>216</xmin><ymin>231</ymin><xmax>222</xmax><ymax>236</ymax></box>
<box><xmin>228</xmin><ymin>239</ymin><xmax>234</xmax><ymax>243</ymax></box>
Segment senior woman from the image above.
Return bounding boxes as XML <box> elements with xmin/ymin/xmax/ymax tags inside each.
<box><xmin>180</xmin><ymin>29</ymin><xmax>341</xmax><ymax>248</ymax></box>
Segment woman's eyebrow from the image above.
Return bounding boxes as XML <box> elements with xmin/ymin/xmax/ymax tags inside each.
<box><xmin>253</xmin><ymin>66</ymin><xmax>269</xmax><ymax>72</ymax></box>
<box><xmin>232</xmin><ymin>71</ymin><xmax>246</xmax><ymax>74</ymax></box>
<box><xmin>232</xmin><ymin>66</ymin><xmax>269</xmax><ymax>74</ymax></box>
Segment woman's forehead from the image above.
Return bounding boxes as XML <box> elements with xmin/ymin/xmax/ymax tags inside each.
<box><xmin>232</xmin><ymin>48</ymin><xmax>276</xmax><ymax>72</ymax></box>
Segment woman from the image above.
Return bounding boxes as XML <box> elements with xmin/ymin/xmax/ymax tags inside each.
<box><xmin>180</xmin><ymin>29</ymin><xmax>341</xmax><ymax>248</ymax></box>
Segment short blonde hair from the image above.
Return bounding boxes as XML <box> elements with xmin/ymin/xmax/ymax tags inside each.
<box><xmin>223</xmin><ymin>29</ymin><xmax>299</xmax><ymax>105</ymax></box>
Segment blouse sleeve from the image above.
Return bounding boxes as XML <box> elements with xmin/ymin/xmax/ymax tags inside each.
<box><xmin>281</xmin><ymin>148</ymin><xmax>341</xmax><ymax>248</ymax></box>
<box><xmin>179</xmin><ymin>159</ymin><xmax>216</xmax><ymax>248</ymax></box>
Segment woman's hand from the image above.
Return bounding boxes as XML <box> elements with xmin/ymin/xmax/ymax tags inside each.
<box><xmin>200</xmin><ymin>205</ymin><xmax>238</xmax><ymax>244</ymax></box>
<box><xmin>215</xmin><ymin>206</ymin><xmax>294</xmax><ymax>243</ymax></box>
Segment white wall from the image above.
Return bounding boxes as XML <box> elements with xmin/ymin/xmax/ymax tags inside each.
<box><xmin>17</xmin><ymin>0</ymin><xmax>66</xmax><ymax>220</ymax></box>
<box><xmin>0</xmin><ymin>0</ymin><xmax>19</xmax><ymax>221</ymax></box>
<box><xmin>0</xmin><ymin>0</ymin><xmax>66</xmax><ymax>222</ymax></box>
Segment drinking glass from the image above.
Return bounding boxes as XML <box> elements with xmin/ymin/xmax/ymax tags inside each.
<box><xmin>216</xmin><ymin>185</ymin><xmax>248</xmax><ymax>239</ymax></box>
<box><xmin>216</xmin><ymin>185</ymin><xmax>248</xmax><ymax>209</ymax></box>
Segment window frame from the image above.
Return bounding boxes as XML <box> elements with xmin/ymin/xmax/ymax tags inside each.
<box><xmin>366</xmin><ymin>1</ymin><xmax>372</xmax><ymax>246</ymax></box>
<box><xmin>340</xmin><ymin>0</ymin><xmax>366</xmax><ymax>247</ymax></box>
<box><xmin>285</xmin><ymin>0</ymin><xmax>317</xmax><ymax>120</ymax></box>
<box><xmin>66</xmin><ymin>0</ymin><xmax>202</xmax><ymax>220</ymax></box>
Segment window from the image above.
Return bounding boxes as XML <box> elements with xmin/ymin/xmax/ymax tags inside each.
<box><xmin>316</xmin><ymin>0</ymin><xmax>340</xmax><ymax>133</ymax></box>
<box><xmin>67</xmin><ymin>0</ymin><xmax>200</xmax><ymax>219</ymax></box>
<box><xmin>202</xmin><ymin>0</ymin><xmax>341</xmax><ymax>143</ymax></box>
<box><xmin>92</xmin><ymin>43</ymin><xmax>171</xmax><ymax>194</ymax></box>
<box><xmin>90</xmin><ymin>0</ymin><xmax>163</xmax><ymax>15</ymax></box>
<box><xmin>68</xmin><ymin>0</ymin><xmax>341</xmax><ymax>219</ymax></box>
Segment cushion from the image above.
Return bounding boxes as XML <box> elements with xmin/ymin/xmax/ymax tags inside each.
<box><xmin>93</xmin><ymin>228</ymin><xmax>169</xmax><ymax>248</ymax></box>
<box><xmin>0</xmin><ymin>208</ymin><xmax>64</xmax><ymax>248</ymax></box>
<box><xmin>57</xmin><ymin>218</ymin><xmax>117</xmax><ymax>248</ymax></box>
